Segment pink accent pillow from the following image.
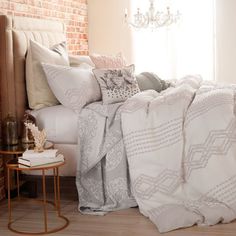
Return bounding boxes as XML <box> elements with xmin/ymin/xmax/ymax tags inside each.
<box><xmin>90</xmin><ymin>53</ymin><xmax>126</xmax><ymax>69</ymax></box>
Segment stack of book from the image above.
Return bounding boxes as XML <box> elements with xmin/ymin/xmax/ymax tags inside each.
<box><xmin>18</xmin><ymin>149</ymin><xmax>64</xmax><ymax>167</ymax></box>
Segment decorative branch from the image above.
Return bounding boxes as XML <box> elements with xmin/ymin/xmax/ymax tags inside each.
<box><xmin>24</xmin><ymin>123</ymin><xmax>47</xmax><ymax>152</ymax></box>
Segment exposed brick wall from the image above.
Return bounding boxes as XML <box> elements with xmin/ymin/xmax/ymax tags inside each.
<box><xmin>0</xmin><ymin>0</ymin><xmax>89</xmax><ymax>55</ymax></box>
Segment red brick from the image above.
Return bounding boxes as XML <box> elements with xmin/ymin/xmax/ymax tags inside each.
<box><xmin>1</xmin><ymin>0</ymin><xmax>88</xmax><ymax>55</ymax></box>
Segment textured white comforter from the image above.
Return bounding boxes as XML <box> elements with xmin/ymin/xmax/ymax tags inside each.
<box><xmin>121</xmin><ymin>76</ymin><xmax>236</xmax><ymax>233</ymax></box>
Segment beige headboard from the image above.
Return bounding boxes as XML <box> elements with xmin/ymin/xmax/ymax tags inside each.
<box><xmin>0</xmin><ymin>15</ymin><xmax>66</xmax><ymax>135</ymax></box>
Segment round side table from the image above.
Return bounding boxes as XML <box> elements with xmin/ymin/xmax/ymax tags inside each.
<box><xmin>7</xmin><ymin>159</ymin><xmax>69</xmax><ymax>235</ymax></box>
<box><xmin>0</xmin><ymin>141</ymin><xmax>54</xmax><ymax>196</ymax></box>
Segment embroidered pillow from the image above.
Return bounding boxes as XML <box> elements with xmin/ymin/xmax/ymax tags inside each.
<box><xmin>42</xmin><ymin>63</ymin><xmax>101</xmax><ymax>113</ymax></box>
<box><xmin>93</xmin><ymin>65</ymin><xmax>140</xmax><ymax>104</ymax></box>
<box><xmin>26</xmin><ymin>40</ymin><xmax>69</xmax><ymax>109</ymax></box>
<box><xmin>90</xmin><ymin>53</ymin><xmax>126</xmax><ymax>69</ymax></box>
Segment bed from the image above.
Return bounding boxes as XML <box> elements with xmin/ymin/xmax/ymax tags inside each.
<box><xmin>1</xmin><ymin>15</ymin><xmax>236</xmax><ymax>234</ymax></box>
<box><xmin>0</xmin><ymin>15</ymin><xmax>78</xmax><ymax>176</ymax></box>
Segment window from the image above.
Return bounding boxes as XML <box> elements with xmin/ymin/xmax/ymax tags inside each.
<box><xmin>131</xmin><ymin>0</ymin><xmax>215</xmax><ymax>80</ymax></box>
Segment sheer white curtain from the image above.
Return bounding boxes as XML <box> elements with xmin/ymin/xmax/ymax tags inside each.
<box><xmin>131</xmin><ymin>0</ymin><xmax>215</xmax><ymax>80</ymax></box>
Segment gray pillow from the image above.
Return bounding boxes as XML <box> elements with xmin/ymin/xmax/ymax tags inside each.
<box><xmin>136</xmin><ymin>72</ymin><xmax>170</xmax><ymax>92</ymax></box>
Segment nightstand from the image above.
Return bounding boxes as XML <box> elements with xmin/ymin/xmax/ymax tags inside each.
<box><xmin>0</xmin><ymin>141</ymin><xmax>54</xmax><ymax>197</ymax></box>
<box><xmin>6</xmin><ymin>158</ymin><xmax>69</xmax><ymax>234</ymax></box>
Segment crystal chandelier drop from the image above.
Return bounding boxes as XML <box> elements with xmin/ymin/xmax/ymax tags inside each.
<box><xmin>125</xmin><ymin>0</ymin><xmax>181</xmax><ymax>30</ymax></box>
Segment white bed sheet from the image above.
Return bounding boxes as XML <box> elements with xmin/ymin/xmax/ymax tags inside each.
<box><xmin>29</xmin><ymin>105</ymin><xmax>79</xmax><ymax>176</ymax></box>
<box><xmin>30</xmin><ymin>105</ymin><xmax>78</xmax><ymax>144</ymax></box>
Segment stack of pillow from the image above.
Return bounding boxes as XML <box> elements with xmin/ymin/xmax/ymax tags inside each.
<box><xmin>26</xmin><ymin>39</ymin><xmax>170</xmax><ymax>113</ymax></box>
<box><xmin>26</xmin><ymin>40</ymin><xmax>100</xmax><ymax>113</ymax></box>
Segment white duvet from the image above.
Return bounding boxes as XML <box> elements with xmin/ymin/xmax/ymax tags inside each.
<box><xmin>121</xmin><ymin>76</ymin><xmax>236</xmax><ymax>233</ymax></box>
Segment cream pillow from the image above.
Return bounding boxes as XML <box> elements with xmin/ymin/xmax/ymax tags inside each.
<box><xmin>69</xmin><ymin>55</ymin><xmax>95</xmax><ymax>67</ymax></box>
<box><xmin>42</xmin><ymin>63</ymin><xmax>101</xmax><ymax>113</ymax></box>
<box><xmin>26</xmin><ymin>40</ymin><xmax>69</xmax><ymax>109</ymax></box>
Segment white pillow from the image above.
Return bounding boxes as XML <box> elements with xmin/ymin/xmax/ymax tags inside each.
<box><xmin>41</xmin><ymin>63</ymin><xmax>101</xmax><ymax>113</ymax></box>
<box><xmin>26</xmin><ymin>40</ymin><xmax>69</xmax><ymax>110</ymax></box>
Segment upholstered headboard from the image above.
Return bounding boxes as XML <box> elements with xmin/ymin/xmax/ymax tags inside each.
<box><xmin>0</xmin><ymin>15</ymin><xmax>66</xmax><ymax>135</ymax></box>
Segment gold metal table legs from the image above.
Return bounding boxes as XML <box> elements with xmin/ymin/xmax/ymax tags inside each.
<box><xmin>7</xmin><ymin>166</ymin><xmax>69</xmax><ymax>235</ymax></box>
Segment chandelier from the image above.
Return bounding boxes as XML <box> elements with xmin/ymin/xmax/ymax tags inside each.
<box><xmin>125</xmin><ymin>0</ymin><xmax>180</xmax><ymax>30</ymax></box>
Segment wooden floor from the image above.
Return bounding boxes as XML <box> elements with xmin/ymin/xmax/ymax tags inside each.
<box><xmin>1</xmin><ymin>195</ymin><xmax>236</xmax><ymax>236</ymax></box>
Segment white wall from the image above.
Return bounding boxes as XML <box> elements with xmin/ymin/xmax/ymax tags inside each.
<box><xmin>87</xmin><ymin>0</ymin><xmax>133</xmax><ymax>64</ymax></box>
<box><xmin>88</xmin><ymin>0</ymin><xmax>236</xmax><ymax>83</ymax></box>
<box><xmin>215</xmin><ymin>0</ymin><xmax>236</xmax><ymax>83</ymax></box>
